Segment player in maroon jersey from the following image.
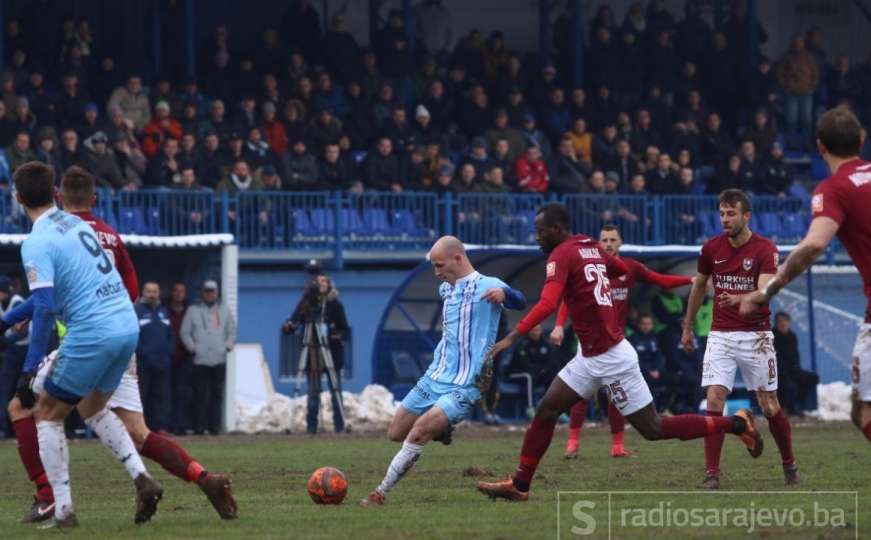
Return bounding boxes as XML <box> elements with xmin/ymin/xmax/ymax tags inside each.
<box><xmin>735</xmin><ymin>106</ymin><xmax>871</xmax><ymax>448</ymax></box>
<box><xmin>7</xmin><ymin>167</ymin><xmax>237</xmax><ymax>522</ymax></box>
<box><xmin>682</xmin><ymin>189</ymin><xmax>797</xmax><ymax>489</ymax></box>
<box><xmin>476</xmin><ymin>204</ymin><xmax>762</xmax><ymax>502</ymax></box>
<box><xmin>553</xmin><ymin>224</ymin><xmax>693</xmax><ymax>459</ymax></box>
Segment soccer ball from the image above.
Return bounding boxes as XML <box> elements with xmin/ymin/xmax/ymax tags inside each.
<box><xmin>307</xmin><ymin>467</ymin><xmax>348</xmax><ymax>505</ymax></box>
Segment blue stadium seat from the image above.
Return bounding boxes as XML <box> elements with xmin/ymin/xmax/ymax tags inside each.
<box><xmin>145</xmin><ymin>207</ymin><xmax>162</xmax><ymax>235</ymax></box>
<box><xmin>119</xmin><ymin>207</ymin><xmax>148</xmax><ymax>234</ymax></box>
<box><xmin>788</xmin><ymin>182</ymin><xmax>809</xmax><ymax>201</ymax></box>
<box><xmin>291</xmin><ymin>209</ymin><xmax>317</xmax><ymax>238</ymax></box>
<box><xmin>362</xmin><ymin>209</ymin><xmax>391</xmax><ymax>235</ymax></box>
<box><xmin>309</xmin><ymin>208</ymin><xmax>335</xmax><ymax>235</ymax></box>
<box><xmin>273</xmin><ymin>224</ymin><xmax>286</xmax><ymax>246</ymax></box>
<box><xmin>782</xmin><ymin>213</ymin><xmax>808</xmax><ymax>239</ymax></box>
<box><xmin>758</xmin><ymin>212</ymin><xmax>782</xmax><ymax>238</ymax></box>
<box><xmin>391</xmin><ymin>209</ymin><xmax>427</xmax><ymax>237</ymax></box>
<box><xmin>340</xmin><ymin>209</ymin><xmax>370</xmax><ymax>236</ymax></box>
<box><xmin>512</xmin><ymin>210</ymin><xmax>536</xmax><ymax>243</ymax></box>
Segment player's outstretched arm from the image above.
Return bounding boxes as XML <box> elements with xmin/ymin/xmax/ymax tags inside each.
<box><xmin>482</xmin><ymin>286</ymin><xmax>528</xmax><ymax>310</ymax></box>
<box><xmin>739</xmin><ymin>217</ymin><xmax>840</xmax><ymax>316</ymax></box>
<box><xmin>643</xmin><ymin>270</ymin><xmax>694</xmax><ymax>289</ymax></box>
<box><xmin>681</xmin><ymin>273</ymin><xmax>709</xmax><ymax>353</ymax></box>
<box><xmin>16</xmin><ymin>288</ymin><xmax>56</xmax><ymax>408</ymax></box>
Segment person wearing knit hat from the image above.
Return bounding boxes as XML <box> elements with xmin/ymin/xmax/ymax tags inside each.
<box><xmin>415</xmin><ymin>105</ymin><xmax>430</xmax><ymax>118</ymax></box>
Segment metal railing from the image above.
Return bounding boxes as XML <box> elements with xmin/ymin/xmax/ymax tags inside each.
<box><xmin>1</xmin><ymin>189</ymin><xmax>817</xmax><ymax>254</ymax></box>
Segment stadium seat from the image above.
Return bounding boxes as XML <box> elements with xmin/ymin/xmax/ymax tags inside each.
<box><xmin>309</xmin><ymin>208</ymin><xmax>335</xmax><ymax>236</ymax></box>
<box><xmin>272</xmin><ymin>224</ymin><xmax>286</xmax><ymax>246</ymax></box>
<box><xmin>782</xmin><ymin>213</ymin><xmax>808</xmax><ymax>239</ymax></box>
<box><xmin>362</xmin><ymin>209</ymin><xmax>391</xmax><ymax>235</ymax></box>
<box><xmin>340</xmin><ymin>208</ymin><xmax>370</xmax><ymax>237</ymax></box>
<box><xmin>291</xmin><ymin>209</ymin><xmax>317</xmax><ymax>238</ymax></box>
<box><xmin>145</xmin><ymin>207</ymin><xmax>162</xmax><ymax>235</ymax></box>
<box><xmin>119</xmin><ymin>207</ymin><xmax>149</xmax><ymax>235</ymax></box>
<box><xmin>391</xmin><ymin>209</ymin><xmax>428</xmax><ymax>238</ymax></box>
<box><xmin>759</xmin><ymin>212</ymin><xmax>782</xmax><ymax>239</ymax></box>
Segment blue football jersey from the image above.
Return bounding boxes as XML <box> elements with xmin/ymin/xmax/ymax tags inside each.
<box><xmin>21</xmin><ymin>208</ymin><xmax>137</xmax><ymax>337</ymax></box>
<box><xmin>427</xmin><ymin>271</ymin><xmax>507</xmax><ymax>386</ymax></box>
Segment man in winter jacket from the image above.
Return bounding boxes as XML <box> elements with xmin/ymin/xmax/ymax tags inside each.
<box><xmin>180</xmin><ymin>281</ymin><xmax>236</xmax><ymax>435</ymax></box>
<box><xmin>135</xmin><ymin>282</ymin><xmax>173</xmax><ymax>432</ymax></box>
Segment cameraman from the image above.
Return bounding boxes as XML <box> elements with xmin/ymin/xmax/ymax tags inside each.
<box><xmin>283</xmin><ymin>271</ymin><xmax>350</xmax><ymax>434</ymax></box>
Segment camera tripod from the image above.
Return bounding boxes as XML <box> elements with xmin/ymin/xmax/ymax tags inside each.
<box><xmin>298</xmin><ymin>320</ymin><xmax>346</xmax><ymax>429</ymax></box>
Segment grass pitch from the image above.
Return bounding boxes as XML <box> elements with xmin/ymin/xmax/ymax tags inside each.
<box><xmin>1</xmin><ymin>420</ymin><xmax>867</xmax><ymax>539</ymax></box>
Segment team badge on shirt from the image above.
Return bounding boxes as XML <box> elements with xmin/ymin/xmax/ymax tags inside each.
<box><xmin>26</xmin><ymin>264</ymin><xmax>38</xmax><ymax>284</ymax></box>
<box><xmin>546</xmin><ymin>262</ymin><xmax>556</xmax><ymax>277</ymax></box>
<box><xmin>812</xmin><ymin>193</ymin><xmax>823</xmax><ymax>213</ymax></box>
<box><xmin>743</xmin><ymin>258</ymin><xmax>753</xmax><ymax>271</ymax></box>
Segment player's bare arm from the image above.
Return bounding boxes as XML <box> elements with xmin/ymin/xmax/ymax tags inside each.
<box><xmin>719</xmin><ymin>273</ymin><xmax>775</xmax><ymax>309</ymax></box>
<box><xmin>681</xmin><ymin>272</ymin><xmax>709</xmax><ymax>353</ymax></box>
<box><xmin>738</xmin><ymin>217</ymin><xmax>840</xmax><ymax>316</ymax></box>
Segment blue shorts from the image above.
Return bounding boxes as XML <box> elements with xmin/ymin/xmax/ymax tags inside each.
<box><xmin>400</xmin><ymin>376</ymin><xmax>481</xmax><ymax>425</ymax></box>
<box><xmin>45</xmin><ymin>332</ymin><xmax>139</xmax><ymax>403</ymax></box>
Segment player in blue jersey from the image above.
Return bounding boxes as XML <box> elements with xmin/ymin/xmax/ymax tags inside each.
<box><xmin>360</xmin><ymin>236</ymin><xmax>527</xmax><ymax>506</ymax></box>
<box><xmin>9</xmin><ymin>162</ymin><xmax>162</xmax><ymax>528</ymax></box>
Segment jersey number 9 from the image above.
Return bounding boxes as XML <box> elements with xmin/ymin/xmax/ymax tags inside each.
<box><xmin>78</xmin><ymin>231</ymin><xmax>113</xmax><ymax>275</ymax></box>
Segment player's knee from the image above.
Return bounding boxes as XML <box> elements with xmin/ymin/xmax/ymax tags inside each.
<box><xmin>637</xmin><ymin>422</ymin><xmax>662</xmax><ymax>441</ymax></box>
<box><xmin>387</xmin><ymin>426</ymin><xmax>405</xmax><ymax>442</ymax></box>
<box><xmin>406</xmin><ymin>427</ymin><xmax>428</xmax><ymax>446</ymax></box>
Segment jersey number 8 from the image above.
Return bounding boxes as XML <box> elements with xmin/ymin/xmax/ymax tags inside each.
<box><xmin>584</xmin><ymin>263</ymin><xmax>613</xmax><ymax>307</ymax></box>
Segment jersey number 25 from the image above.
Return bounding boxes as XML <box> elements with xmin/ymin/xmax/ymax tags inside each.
<box><xmin>584</xmin><ymin>263</ymin><xmax>613</xmax><ymax>307</ymax></box>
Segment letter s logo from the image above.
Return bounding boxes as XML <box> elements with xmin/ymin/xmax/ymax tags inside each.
<box><xmin>571</xmin><ymin>500</ymin><xmax>597</xmax><ymax>536</ymax></box>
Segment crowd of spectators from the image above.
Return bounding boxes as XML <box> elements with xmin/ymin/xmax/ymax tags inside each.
<box><xmin>1</xmin><ymin>0</ymin><xmax>870</xmax><ymax>207</ymax></box>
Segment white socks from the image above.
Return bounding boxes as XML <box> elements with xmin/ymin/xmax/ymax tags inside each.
<box><xmin>376</xmin><ymin>441</ymin><xmax>423</xmax><ymax>496</ymax></box>
<box><xmin>84</xmin><ymin>409</ymin><xmax>148</xmax><ymax>480</ymax></box>
<box><xmin>36</xmin><ymin>420</ymin><xmax>73</xmax><ymax>519</ymax></box>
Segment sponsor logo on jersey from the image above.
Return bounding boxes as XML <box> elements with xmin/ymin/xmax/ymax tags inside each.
<box><xmin>848</xmin><ymin>171</ymin><xmax>871</xmax><ymax>187</ymax></box>
<box><xmin>743</xmin><ymin>258</ymin><xmax>753</xmax><ymax>271</ymax></box>
<box><xmin>579</xmin><ymin>248</ymin><xmax>601</xmax><ymax>259</ymax></box>
<box><xmin>812</xmin><ymin>193</ymin><xmax>823</xmax><ymax>213</ymax></box>
<box><xmin>546</xmin><ymin>262</ymin><xmax>556</xmax><ymax>277</ymax></box>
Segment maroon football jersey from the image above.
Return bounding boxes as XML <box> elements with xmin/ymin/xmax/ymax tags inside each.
<box><xmin>812</xmin><ymin>158</ymin><xmax>871</xmax><ymax>322</ymax></box>
<box><xmin>699</xmin><ymin>233</ymin><xmax>778</xmax><ymax>331</ymax></box>
<box><xmin>71</xmin><ymin>211</ymin><xmax>139</xmax><ymax>302</ymax></box>
<box><xmin>546</xmin><ymin>234</ymin><xmax>624</xmax><ymax>356</ymax></box>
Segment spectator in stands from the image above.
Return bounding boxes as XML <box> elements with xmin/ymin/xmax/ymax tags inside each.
<box><xmin>196</xmin><ymin>132</ymin><xmax>222</xmax><ymax>188</ymax></box>
<box><xmin>742</xmin><ymin>109</ymin><xmax>777</xmax><ymax>156</ymax></box>
<box><xmin>105</xmin><ymin>104</ymin><xmax>137</xmax><ymax>145</ymax></box>
<box><xmin>6</xmin><ymin>131</ymin><xmax>35</xmax><ymax>173</ymax></box>
<box><xmin>108</xmin><ymin>75</ymin><xmax>150</xmax><ymax>132</ymax></box>
<box><xmin>376</xmin><ymin>9</ymin><xmax>412</xmax><ymax>79</ymax></box>
<box><xmin>76</xmin><ymin>102</ymin><xmax>102</xmax><ymax>140</ymax></box>
<box><xmin>433</xmin><ymin>163</ymin><xmax>454</xmax><ymax>194</ymax></box>
<box><xmin>738</xmin><ymin>140</ymin><xmax>765</xmax><ymax>191</ymax></box>
<box><xmin>460</xmin><ymin>137</ymin><xmax>492</xmax><ymax>180</ymax></box>
<box><xmin>551</xmin><ymin>137</ymin><xmax>589</xmax><ymax>194</ymax></box>
<box><xmin>59</xmin><ymin>128</ymin><xmax>84</xmax><ymax>171</ymax></box>
<box><xmin>318</xmin><ymin>142</ymin><xmax>354</xmax><ymax>191</ymax></box>
<box><xmin>382</xmin><ymin>105</ymin><xmax>416</xmax><ymax>156</ymax></box>
<box><xmin>626</xmin><ymin>173</ymin><xmax>648</xmax><ymax>195</ymax></box>
<box><xmin>699</xmin><ymin>112</ymin><xmax>734</xmax><ymax>167</ymax></box>
<box><xmin>505</xmin><ymin>86</ymin><xmax>532</xmax><ymax>128</ymax></box>
<box><xmin>760</xmin><ymin>142</ymin><xmax>793</xmax><ymax>196</ymax></box>
<box><xmin>141</xmin><ymin>100</ymin><xmax>183</xmax><ymax>158</ymax></box>
<box><xmin>313</xmin><ymin>71</ymin><xmax>349</xmax><ymax>118</ymax></box>
<box><xmin>565</xmin><ymin>118</ymin><xmax>593</xmax><ymax>166</ymax></box>
<box><xmin>167</xmin><ymin>281</ymin><xmax>192</xmax><ymax>431</ymax></box>
<box><xmin>674</xmin><ymin>166</ymin><xmax>698</xmax><ymax>195</ymax></box>
<box><xmin>516</xmin><ymin>144</ymin><xmax>549</xmax><ymax>193</ymax></box>
<box><xmin>145</xmin><ymin>136</ymin><xmax>181</xmax><ymax>187</ymax></box>
<box><xmin>485</xmin><ymin>109</ymin><xmax>525</xmax><ymax>162</ymax></box>
<box><xmin>218</xmin><ymin>159</ymin><xmax>255</xmax><ymax>197</ymax></box>
<box><xmin>707</xmin><ymin>154</ymin><xmax>743</xmax><ymax>194</ymax></box>
<box><xmin>827</xmin><ymin>54</ymin><xmax>861</xmax><ymax>111</ymax></box>
<box><xmin>773</xmin><ymin>312</ymin><xmax>819</xmax><ymax>415</ymax></box>
<box><xmin>606</xmin><ymin>139</ymin><xmax>641</xmax><ymax>187</ymax></box>
<box><xmin>135</xmin><ymin>282</ymin><xmax>173</xmax><ymax>432</ymax></box>
<box><xmin>676</xmin><ymin>89</ymin><xmax>706</xmax><ymax>128</ymax></box>
<box><xmin>519</xmin><ymin>114</ymin><xmax>552</xmax><ymax>161</ymax></box>
<box><xmin>201</xmin><ymin>99</ymin><xmax>233</xmax><ymax>143</ymax></box>
<box><xmin>459</xmin><ymin>85</ymin><xmax>492</xmax><ymax>139</ymax></box>
<box><xmin>174</xmin><ymin>164</ymin><xmax>204</xmax><ymax>192</ymax></box>
<box><xmin>81</xmin><ymin>130</ymin><xmax>125</xmax><ymax>189</ymax></box>
<box><xmin>34</xmin><ymin>127</ymin><xmax>63</xmax><ymax>180</ymax></box>
<box><xmin>747</xmin><ymin>56</ymin><xmax>779</xmax><ymax>116</ymax></box>
<box><xmin>670</xmin><ymin>120</ymin><xmax>701</xmax><ymax>159</ymax></box>
<box><xmin>415</xmin><ymin>0</ymin><xmax>453</xmax><ymax>55</ymax></box>
<box><xmin>777</xmin><ymin>34</ymin><xmax>819</xmax><ymax>149</ymax></box>
<box><xmin>178</xmin><ymin>132</ymin><xmax>198</xmax><ymax>166</ymax></box>
<box><xmin>363</xmin><ymin>137</ymin><xmax>401</xmax><ymax>191</ymax></box>
<box><xmin>308</xmin><ymin>108</ymin><xmax>342</xmax><ymax>156</ymax></box>
<box><xmin>261</xmin><ymin>101</ymin><xmax>289</xmax><ymax>156</ymax></box>
<box><xmin>181</xmin><ymin>280</ymin><xmax>236</xmax><ymax>435</ymax></box>
<box><xmin>55</xmin><ymin>73</ymin><xmax>88</xmax><ymax>130</ymax></box>
<box><xmin>220</xmin><ymin>131</ymin><xmax>246</xmax><ymax>170</ymax></box>
<box><xmin>149</xmin><ymin>76</ymin><xmax>181</xmax><ymax>117</ymax></box>
<box><xmin>646</xmin><ymin>29</ymin><xmax>679</xmax><ymax>93</ymax></box>
<box><xmin>243</xmin><ymin>127</ymin><xmax>273</xmax><ymax>170</ymax></box>
<box><xmin>508</xmin><ymin>324</ymin><xmax>559</xmax><ymax>388</ymax></box>
<box><xmin>454</xmin><ymin>163</ymin><xmax>480</xmax><ymax>196</ymax></box>
<box><xmin>11</xmin><ymin>97</ymin><xmax>36</xmax><ymax>135</ymax></box>
<box><xmin>630</xmin><ymin>314</ymin><xmax>667</xmax><ymax>409</ymax></box>
<box><xmin>322</xmin><ymin>13</ymin><xmax>361</xmax><ymax>85</ymax></box>
<box><xmin>285</xmin><ymin>138</ymin><xmax>319</xmax><ymax>190</ymax></box>
<box><xmin>630</xmin><ymin>108</ymin><xmax>661</xmax><ymax>155</ymax></box>
<box><xmin>645</xmin><ymin>152</ymin><xmax>678</xmax><ymax>194</ymax></box>
<box><xmin>491</xmin><ymin>139</ymin><xmax>517</xmax><ymax>189</ymax></box>
<box><xmin>676</xmin><ymin>0</ymin><xmax>712</xmax><ymax>64</ymax></box>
